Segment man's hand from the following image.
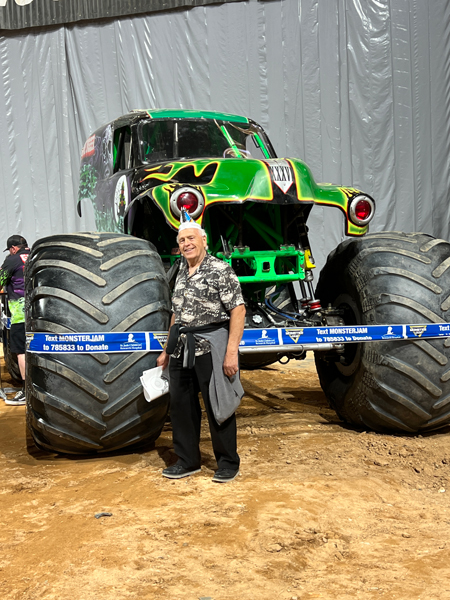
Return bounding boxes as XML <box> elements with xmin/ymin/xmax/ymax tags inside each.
<box><xmin>157</xmin><ymin>314</ymin><xmax>175</xmax><ymax>371</ymax></box>
<box><xmin>156</xmin><ymin>349</ymin><xmax>170</xmax><ymax>370</ymax></box>
<box><xmin>223</xmin><ymin>350</ymin><xmax>239</xmax><ymax>378</ymax></box>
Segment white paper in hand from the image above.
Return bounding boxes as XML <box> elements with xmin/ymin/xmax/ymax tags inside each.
<box><xmin>140</xmin><ymin>366</ymin><xmax>169</xmax><ymax>402</ymax></box>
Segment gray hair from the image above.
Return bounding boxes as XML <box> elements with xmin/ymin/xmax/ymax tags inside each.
<box><xmin>176</xmin><ymin>226</ymin><xmax>207</xmax><ymax>244</ymax></box>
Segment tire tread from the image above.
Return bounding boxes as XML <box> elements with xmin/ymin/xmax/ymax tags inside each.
<box><xmin>26</xmin><ymin>233</ymin><xmax>170</xmax><ymax>453</ymax></box>
<box><xmin>315</xmin><ymin>232</ymin><xmax>450</xmax><ymax>432</ymax></box>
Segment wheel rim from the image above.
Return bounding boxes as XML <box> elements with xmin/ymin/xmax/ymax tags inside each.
<box><xmin>333</xmin><ymin>294</ymin><xmax>362</xmax><ymax>377</ymax></box>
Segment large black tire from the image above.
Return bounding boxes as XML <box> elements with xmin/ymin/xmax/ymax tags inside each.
<box><xmin>25</xmin><ymin>232</ymin><xmax>171</xmax><ymax>454</ymax></box>
<box><xmin>314</xmin><ymin>232</ymin><xmax>450</xmax><ymax>433</ymax></box>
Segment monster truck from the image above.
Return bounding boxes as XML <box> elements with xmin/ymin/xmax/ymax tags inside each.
<box><xmin>25</xmin><ymin>109</ymin><xmax>450</xmax><ymax>453</ymax></box>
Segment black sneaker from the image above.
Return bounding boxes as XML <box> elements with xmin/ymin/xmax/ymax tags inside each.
<box><xmin>5</xmin><ymin>390</ymin><xmax>26</xmax><ymax>406</ymax></box>
<box><xmin>162</xmin><ymin>464</ymin><xmax>201</xmax><ymax>479</ymax></box>
<box><xmin>212</xmin><ymin>468</ymin><xmax>240</xmax><ymax>483</ymax></box>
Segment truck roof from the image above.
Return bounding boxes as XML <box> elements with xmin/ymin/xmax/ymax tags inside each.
<box><xmin>133</xmin><ymin>108</ymin><xmax>249</xmax><ymax>123</ymax></box>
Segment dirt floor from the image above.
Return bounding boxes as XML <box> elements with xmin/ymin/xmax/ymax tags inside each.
<box><xmin>1</xmin><ymin>355</ymin><xmax>450</xmax><ymax>600</ymax></box>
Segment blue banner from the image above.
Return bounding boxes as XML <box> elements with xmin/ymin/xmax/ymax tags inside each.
<box><xmin>25</xmin><ymin>322</ymin><xmax>450</xmax><ymax>354</ymax></box>
<box><xmin>239</xmin><ymin>323</ymin><xmax>450</xmax><ymax>346</ymax></box>
<box><xmin>26</xmin><ymin>332</ymin><xmax>168</xmax><ymax>354</ymax></box>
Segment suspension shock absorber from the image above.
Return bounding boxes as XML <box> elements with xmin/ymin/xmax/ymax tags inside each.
<box><xmin>290</xmin><ymin>208</ymin><xmax>322</xmax><ymax>312</ymax></box>
<box><xmin>291</xmin><ymin>211</ymin><xmax>318</xmax><ymax>309</ymax></box>
<box><xmin>303</xmin><ymin>271</ymin><xmax>321</xmax><ymax>312</ymax></box>
<box><xmin>303</xmin><ymin>251</ymin><xmax>322</xmax><ymax>312</ymax></box>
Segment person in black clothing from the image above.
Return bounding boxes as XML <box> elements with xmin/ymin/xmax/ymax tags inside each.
<box><xmin>0</xmin><ymin>235</ymin><xmax>30</xmax><ymax>405</ymax></box>
<box><xmin>157</xmin><ymin>216</ymin><xmax>245</xmax><ymax>483</ymax></box>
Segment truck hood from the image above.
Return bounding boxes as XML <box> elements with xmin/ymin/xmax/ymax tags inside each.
<box><xmin>131</xmin><ymin>157</ymin><xmax>371</xmax><ymax>236</ymax></box>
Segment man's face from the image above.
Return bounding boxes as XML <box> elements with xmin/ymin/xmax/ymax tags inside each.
<box><xmin>177</xmin><ymin>228</ymin><xmax>207</xmax><ymax>264</ymax></box>
<box><xmin>9</xmin><ymin>246</ymin><xmax>18</xmax><ymax>256</ymax></box>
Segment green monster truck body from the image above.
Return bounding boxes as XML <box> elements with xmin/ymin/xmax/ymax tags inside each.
<box><xmin>24</xmin><ymin>109</ymin><xmax>450</xmax><ymax>453</ymax></box>
<box><xmin>78</xmin><ymin>110</ymin><xmax>373</xmax><ymax>328</ymax></box>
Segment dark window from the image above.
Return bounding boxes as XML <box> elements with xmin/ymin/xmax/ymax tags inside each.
<box><xmin>113</xmin><ymin>126</ymin><xmax>133</xmax><ymax>173</ymax></box>
<box><xmin>139</xmin><ymin>119</ymin><xmax>275</xmax><ymax>163</ymax></box>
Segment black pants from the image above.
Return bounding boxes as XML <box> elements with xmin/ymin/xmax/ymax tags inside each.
<box><xmin>10</xmin><ymin>323</ymin><xmax>25</xmax><ymax>354</ymax></box>
<box><xmin>169</xmin><ymin>353</ymin><xmax>240</xmax><ymax>471</ymax></box>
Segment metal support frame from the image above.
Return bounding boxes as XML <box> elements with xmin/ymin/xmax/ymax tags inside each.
<box><xmin>217</xmin><ymin>244</ymin><xmax>305</xmax><ymax>284</ymax></box>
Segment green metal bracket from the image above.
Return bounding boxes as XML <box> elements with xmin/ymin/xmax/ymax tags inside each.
<box><xmin>161</xmin><ymin>254</ymin><xmax>181</xmax><ymax>266</ymax></box>
<box><xmin>217</xmin><ymin>245</ymin><xmax>305</xmax><ymax>283</ymax></box>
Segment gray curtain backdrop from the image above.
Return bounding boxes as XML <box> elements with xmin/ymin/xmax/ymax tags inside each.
<box><xmin>0</xmin><ymin>0</ymin><xmax>449</xmax><ymax>271</ymax></box>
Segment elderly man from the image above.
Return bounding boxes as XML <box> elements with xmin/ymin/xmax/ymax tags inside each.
<box><xmin>157</xmin><ymin>214</ymin><xmax>245</xmax><ymax>483</ymax></box>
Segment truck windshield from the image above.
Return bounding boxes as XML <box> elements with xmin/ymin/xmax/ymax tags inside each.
<box><xmin>139</xmin><ymin>119</ymin><xmax>274</xmax><ymax>163</ymax></box>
